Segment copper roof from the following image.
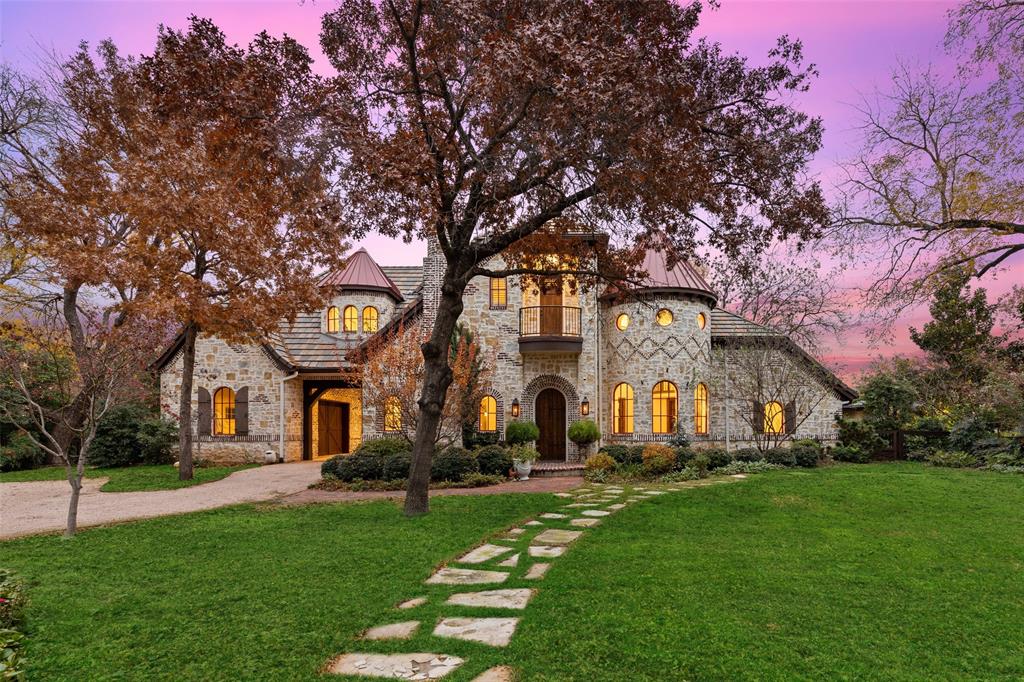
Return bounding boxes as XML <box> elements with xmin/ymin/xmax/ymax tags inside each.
<box><xmin>638</xmin><ymin>249</ymin><xmax>717</xmax><ymax>303</ymax></box>
<box><xmin>318</xmin><ymin>248</ymin><xmax>404</xmax><ymax>301</ymax></box>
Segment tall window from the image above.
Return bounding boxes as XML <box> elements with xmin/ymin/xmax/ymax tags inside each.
<box><xmin>384</xmin><ymin>396</ymin><xmax>402</xmax><ymax>432</ymax></box>
<box><xmin>764</xmin><ymin>401</ymin><xmax>785</xmax><ymax>434</ymax></box>
<box><xmin>694</xmin><ymin>383</ymin><xmax>709</xmax><ymax>435</ymax></box>
<box><xmin>326</xmin><ymin>306</ymin><xmax>340</xmax><ymax>333</ymax></box>
<box><xmin>612</xmin><ymin>383</ymin><xmax>634</xmax><ymax>434</ymax></box>
<box><xmin>479</xmin><ymin>395</ymin><xmax>497</xmax><ymax>432</ymax></box>
<box><xmin>652</xmin><ymin>381</ymin><xmax>678</xmax><ymax>434</ymax></box>
<box><xmin>343</xmin><ymin>305</ymin><xmax>358</xmax><ymax>332</ymax></box>
<box><xmin>489</xmin><ymin>277</ymin><xmax>507</xmax><ymax>307</ymax></box>
<box><xmin>213</xmin><ymin>387</ymin><xmax>236</xmax><ymax>436</ymax></box>
<box><xmin>363</xmin><ymin>306</ymin><xmax>379</xmax><ymax>332</ymax></box>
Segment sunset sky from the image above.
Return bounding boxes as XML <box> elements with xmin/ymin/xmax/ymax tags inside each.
<box><xmin>3</xmin><ymin>0</ymin><xmax>1020</xmax><ymax>381</ymax></box>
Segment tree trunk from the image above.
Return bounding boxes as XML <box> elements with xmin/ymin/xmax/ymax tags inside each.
<box><xmin>64</xmin><ymin>453</ymin><xmax>86</xmax><ymax>538</ymax></box>
<box><xmin>404</xmin><ymin>280</ymin><xmax>465</xmax><ymax>516</ymax></box>
<box><xmin>178</xmin><ymin>322</ymin><xmax>199</xmax><ymax>481</ymax></box>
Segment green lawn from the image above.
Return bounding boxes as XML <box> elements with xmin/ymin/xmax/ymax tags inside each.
<box><xmin>0</xmin><ymin>464</ymin><xmax>255</xmax><ymax>491</ymax></box>
<box><xmin>2</xmin><ymin>464</ymin><xmax>1022</xmax><ymax>680</ymax></box>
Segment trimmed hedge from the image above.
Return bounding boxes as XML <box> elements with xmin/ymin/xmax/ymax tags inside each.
<box><xmin>431</xmin><ymin>447</ymin><xmax>478</xmax><ymax>482</ymax></box>
<box><xmin>474</xmin><ymin>444</ymin><xmax>513</xmax><ymax>477</ymax></box>
<box><xmin>505</xmin><ymin>420</ymin><xmax>540</xmax><ymax>445</ymax></box>
<box><xmin>642</xmin><ymin>444</ymin><xmax>675</xmax><ymax>476</ymax></box>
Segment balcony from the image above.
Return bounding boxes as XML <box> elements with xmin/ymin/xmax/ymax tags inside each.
<box><xmin>519</xmin><ymin>306</ymin><xmax>583</xmax><ymax>353</ymax></box>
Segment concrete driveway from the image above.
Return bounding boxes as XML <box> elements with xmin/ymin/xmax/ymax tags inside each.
<box><xmin>0</xmin><ymin>461</ymin><xmax>322</xmax><ymax>539</ymax></box>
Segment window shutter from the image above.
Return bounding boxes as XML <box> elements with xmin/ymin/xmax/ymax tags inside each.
<box><xmin>236</xmin><ymin>387</ymin><xmax>249</xmax><ymax>436</ymax></box>
<box><xmin>197</xmin><ymin>388</ymin><xmax>212</xmax><ymax>436</ymax></box>
<box><xmin>752</xmin><ymin>401</ymin><xmax>764</xmax><ymax>434</ymax></box>
<box><xmin>784</xmin><ymin>401</ymin><xmax>797</xmax><ymax>435</ymax></box>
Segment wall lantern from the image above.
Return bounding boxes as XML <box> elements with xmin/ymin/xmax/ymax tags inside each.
<box><xmin>511</xmin><ymin>398</ymin><xmax>520</xmax><ymax>418</ymax></box>
<box><xmin>580</xmin><ymin>397</ymin><xmax>590</xmax><ymax>416</ymax></box>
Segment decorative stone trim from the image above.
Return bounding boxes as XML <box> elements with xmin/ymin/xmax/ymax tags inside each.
<box><xmin>519</xmin><ymin>374</ymin><xmax>580</xmax><ymax>425</ymax></box>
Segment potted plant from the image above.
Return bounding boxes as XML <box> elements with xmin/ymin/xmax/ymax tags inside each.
<box><xmin>567</xmin><ymin>419</ymin><xmax>601</xmax><ymax>462</ymax></box>
<box><xmin>510</xmin><ymin>444</ymin><xmax>540</xmax><ymax>480</ymax></box>
<box><xmin>505</xmin><ymin>419</ymin><xmax>540</xmax><ymax>446</ymax></box>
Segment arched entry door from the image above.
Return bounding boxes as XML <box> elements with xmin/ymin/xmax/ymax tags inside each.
<box><xmin>535</xmin><ymin>388</ymin><xmax>567</xmax><ymax>461</ymax></box>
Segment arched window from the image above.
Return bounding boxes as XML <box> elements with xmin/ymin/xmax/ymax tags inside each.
<box><xmin>697</xmin><ymin>312</ymin><xmax>707</xmax><ymax>330</ymax></box>
<box><xmin>652</xmin><ymin>381</ymin><xmax>678</xmax><ymax>434</ymax></box>
<box><xmin>362</xmin><ymin>306</ymin><xmax>379</xmax><ymax>333</ymax></box>
<box><xmin>213</xmin><ymin>387</ymin><xmax>236</xmax><ymax>436</ymax></box>
<box><xmin>343</xmin><ymin>305</ymin><xmax>358</xmax><ymax>332</ymax></box>
<box><xmin>612</xmin><ymin>383</ymin><xmax>634</xmax><ymax>434</ymax></box>
<box><xmin>479</xmin><ymin>395</ymin><xmax>497</xmax><ymax>432</ymax></box>
<box><xmin>764</xmin><ymin>401</ymin><xmax>785</xmax><ymax>434</ymax></box>
<box><xmin>384</xmin><ymin>396</ymin><xmax>402</xmax><ymax>432</ymax></box>
<box><xmin>694</xmin><ymin>383</ymin><xmax>709</xmax><ymax>435</ymax></box>
<box><xmin>326</xmin><ymin>306</ymin><xmax>340</xmax><ymax>333</ymax></box>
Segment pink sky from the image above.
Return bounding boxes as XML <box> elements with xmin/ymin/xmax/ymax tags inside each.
<box><xmin>3</xmin><ymin>0</ymin><xmax>1020</xmax><ymax>381</ymax></box>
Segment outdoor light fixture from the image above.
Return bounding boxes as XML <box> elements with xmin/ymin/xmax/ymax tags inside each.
<box><xmin>511</xmin><ymin>398</ymin><xmax>520</xmax><ymax>418</ymax></box>
<box><xmin>581</xmin><ymin>397</ymin><xmax>590</xmax><ymax>416</ymax></box>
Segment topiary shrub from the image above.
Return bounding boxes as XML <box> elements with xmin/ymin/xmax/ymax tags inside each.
<box><xmin>474</xmin><ymin>444</ymin><xmax>513</xmax><ymax>477</ymax></box>
<box><xmin>382</xmin><ymin>451</ymin><xmax>412</xmax><ymax>480</ymax></box>
<box><xmin>354</xmin><ymin>438</ymin><xmax>410</xmax><ymax>458</ymax></box>
<box><xmin>702</xmin><ymin>447</ymin><xmax>731</xmax><ymax>470</ymax></box>
<box><xmin>567</xmin><ymin>419</ymin><xmax>600</xmax><ymax>445</ymax></box>
<box><xmin>734</xmin><ymin>447</ymin><xmax>763</xmax><ymax>463</ymax></box>
<box><xmin>832</xmin><ymin>444</ymin><xmax>869</xmax><ymax>463</ymax></box>
<box><xmin>789</xmin><ymin>443</ymin><xmax>821</xmax><ymax>468</ymax></box>
<box><xmin>0</xmin><ymin>432</ymin><xmax>46</xmax><ymax>472</ymax></box>
<box><xmin>584</xmin><ymin>453</ymin><xmax>616</xmax><ymax>476</ymax></box>
<box><xmin>505</xmin><ymin>420</ymin><xmax>540</xmax><ymax>445</ymax></box>
<box><xmin>431</xmin><ymin>446</ymin><xmax>478</xmax><ymax>482</ymax></box>
<box><xmin>927</xmin><ymin>449</ymin><xmax>978</xmax><ymax>468</ymax></box>
<box><xmin>89</xmin><ymin>403</ymin><xmax>177</xmax><ymax>468</ymax></box>
<box><xmin>764</xmin><ymin>447</ymin><xmax>796</xmax><ymax>467</ymax></box>
<box><xmin>641</xmin><ymin>444</ymin><xmax>676</xmax><ymax>476</ymax></box>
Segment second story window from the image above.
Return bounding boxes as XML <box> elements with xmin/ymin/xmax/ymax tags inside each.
<box><xmin>326</xmin><ymin>306</ymin><xmax>340</xmax><ymax>333</ymax></box>
<box><xmin>489</xmin><ymin>277</ymin><xmax>507</xmax><ymax>308</ymax></box>
<box><xmin>363</xmin><ymin>306</ymin><xmax>379</xmax><ymax>332</ymax></box>
<box><xmin>343</xmin><ymin>305</ymin><xmax>358</xmax><ymax>332</ymax></box>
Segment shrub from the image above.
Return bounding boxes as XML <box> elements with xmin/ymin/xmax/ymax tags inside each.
<box><xmin>949</xmin><ymin>413</ymin><xmax>996</xmax><ymax>454</ymax></box>
<box><xmin>986</xmin><ymin>443</ymin><xmax>1024</xmax><ymax>468</ymax></box>
<box><xmin>668</xmin><ymin>431</ymin><xmax>691</xmax><ymax>449</ymax></box>
<box><xmin>505</xmin><ymin>420</ymin><xmax>540</xmax><ymax>445</ymax></box>
<box><xmin>382</xmin><ymin>451</ymin><xmax>413</xmax><ymax>480</ymax></box>
<box><xmin>661</xmin><ymin>467</ymin><xmax>701</xmax><ymax>482</ymax></box>
<box><xmin>615</xmin><ymin>462</ymin><xmax>645</xmax><ymax>481</ymax></box>
<box><xmin>988</xmin><ymin>464</ymin><xmax>1024</xmax><ymax>474</ymax></box>
<box><xmin>715</xmin><ymin>460</ymin><xmax>785</xmax><ymax>475</ymax></box>
<box><xmin>641</xmin><ymin>444</ymin><xmax>675</xmax><ymax>476</ymax></box>
<box><xmin>462</xmin><ymin>427</ymin><xmax>500</xmax><ymax>450</ymax></box>
<box><xmin>90</xmin><ymin>403</ymin><xmax>177</xmax><ymax>468</ymax></box>
<box><xmin>733</xmin><ymin>447</ymin><xmax>763</xmax><ymax>463</ymax></box>
<box><xmin>322</xmin><ymin>449</ymin><xmax>390</xmax><ymax>482</ymax></box>
<box><xmin>928</xmin><ymin>449</ymin><xmax>978</xmax><ymax>468</ymax></box>
<box><xmin>673</xmin><ymin>446</ymin><xmax>695</xmax><ymax>469</ymax></box>
<box><xmin>474</xmin><ymin>444</ymin><xmax>513</xmax><ymax>477</ymax></box>
<box><xmin>0</xmin><ymin>628</ymin><xmax>26</xmax><ymax>681</ymax></box>
<box><xmin>837</xmin><ymin>418</ymin><xmax>885</xmax><ymax>455</ymax></box>
<box><xmin>508</xmin><ymin>445</ymin><xmax>540</xmax><ymax>464</ymax></box>
<box><xmin>764</xmin><ymin>447</ymin><xmax>796</xmax><ymax>467</ymax></box>
<box><xmin>832</xmin><ymin>444</ymin><xmax>869</xmax><ymax>463</ymax></box>
<box><xmin>0</xmin><ymin>570</ymin><xmax>27</xmax><ymax>629</ymax></box>
<box><xmin>585</xmin><ymin>467</ymin><xmax>610</xmax><ymax>483</ymax></box>
<box><xmin>431</xmin><ymin>446</ymin><xmax>478</xmax><ymax>482</ymax></box>
<box><xmin>457</xmin><ymin>472</ymin><xmax>506</xmax><ymax>488</ymax></box>
<box><xmin>320</xmin><ymin>456</ymin><xmax>343</xmax><ymax>479</ymax></box>
<box><xmin>690</xmin><ymin>452</ymin><xmax>710</xmax><ymax>477</ymax></box>
<box><xmin>701</xmin><ymin>447</ymin><xmax>731</xmax><ymax>470</ymax></box>
<box><xmin>599</xmin><ymin>444</ymin><xmax>642</xmax><ymax>467</ymax></box>
<box><xmin>567</xmin><ymin>419</ymin><xmax>601</xmax><ymax>445</ymax></box>
<box><xmin>0</xmin><ymin>432</ymin><xmax>45</xmax><ymax>472</ymax></box>
<box><xmin>584</xmin><ymin>453</ymin><xmax>616</xmax><ymax>475</ymax></box>
<box><xmin>354</xmin><ymin>438</ymin><xmax>410</xmax><ymax>459</ymax></box>
<box><xmin>789</xmin><ymin>443</ymin><xmax>821</xmax><ymax>468</ymax></box>
<box><xmin>905</xmin><ymin>416</ymin><xmax>948</xmax><ymax>459</ymax></box>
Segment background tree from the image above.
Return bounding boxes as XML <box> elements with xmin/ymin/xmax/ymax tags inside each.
<box><xmin>321</xmin><ymin>0</ymin><xmax>828</xmax><ymax>514</ymax></box>
<box><xmin>859</xmin><ymin>373</ymin><xmax>917</xmax><ymax>435</ymax></box>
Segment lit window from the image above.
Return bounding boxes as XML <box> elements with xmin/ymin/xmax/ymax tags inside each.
<box><xmin>656</xmin><ymin>309</ymin><xmax>673</xmax><ymax>326</ymax></box>
<box><xmin>479</xmin><ymin>396</ymin><xmax>497</xmax><ymax>432</ymax></box>
<box><xmin>384</xmin><ymin>396</ymin><xmax>402</xmax><ymax>432</ymax></box>
<box><xmin>363</xmin><ymin>306</ymin><xmax>378</xmax><ymax>333</ymax></box>
<box><xmin>764</xmin><ymin>401</ymin><xmax>784</xmax><ymax>434</ymax></box>
<box><xmin>697</xmin><ymin>312</ymin><xmax>707</xmax><ymax>330</ymax></box>
<box><xmin>652</xmin><ymin>381</ymin><xmax>678</xmax><ymax>434</ymax></box>
<box><xmin>326</xmin><ymin>306</ymin><xmax>340</xmax><ymax>333</ymax></box>
<box><xmin>615</xmin><ymin>313</ymin><xmax>630</xmax><ymax>331</ymax></box>
<box><xmin>694</xmin><ymin>383</ymin><xmax>708</xmax><ymax>435</ymax></box>
<box><xmin>612</xmin><ymin>383</ymin><xmax>634</xmax><ymax>434</ymax></box>
<box><xmin>489</xmin><ymin>277</ymin><xmax>507</xmax><ymax>307</ymax></box>
<box><xmin>213</xmin><ymin>387</ymin><xmax>236</xmax><ymax>436</ymax></box>
<box><xmin>343</xmin><ymin>305</ymin><xmax>358</xmax><ymax>332</ymax></box>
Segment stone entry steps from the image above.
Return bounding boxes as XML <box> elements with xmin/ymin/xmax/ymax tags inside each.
<box><xmin>530</xmin><ymin>462</ymin><xmax>584</xmax><ymax>477</ymax></box>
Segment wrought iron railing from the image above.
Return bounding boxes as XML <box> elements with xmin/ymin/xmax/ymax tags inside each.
<box><xmin>519</xmin><ymin>306</ymin><xmax>582</xmax><ymax>337</ymax></box>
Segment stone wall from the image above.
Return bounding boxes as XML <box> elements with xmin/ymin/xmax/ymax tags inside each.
<box><xmin>322</xmin><ymin>291</ymin><xmax>399</xmax><ymax>337</ymax></box>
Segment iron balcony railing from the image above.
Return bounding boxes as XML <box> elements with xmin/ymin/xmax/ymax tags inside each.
<box><xmin>519</xmin><ymin>306</ymin><xmax>583</xmax><ymax>338</ymax></box>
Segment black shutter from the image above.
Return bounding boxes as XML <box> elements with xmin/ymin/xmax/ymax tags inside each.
<box><xmin>784</xmin><ymin>401</ymin><xmax>797</xmax><ymax>435</ymax></box>
<box><xmin>752</xmin><ymin>401</ymin><xmax>764</xmax><ymax>434</ymax></box>
<box><xmin>236</xmin><ymin>387</ymin><xmax>249</xmax><ymax>436</ymax></box>
<box><xmin>197</xmin><ymin>388</ymin><xmax>211</xmax><ymax>436</ymax></box>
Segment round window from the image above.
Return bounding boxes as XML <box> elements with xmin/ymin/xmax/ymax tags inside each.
<box><xmin>697</xmin><ymin>312</ymin><xmax>707</xmax><ymax>330</ymax></box>
<box><xmin>615</xmin><ymin>313</ymin><xmax>630</xmax><ymax>331</ymax></box>
<box><xmin>656</xmin><ymin>309</ymin><xmax>673</xmax><ymax>326</ymax></box>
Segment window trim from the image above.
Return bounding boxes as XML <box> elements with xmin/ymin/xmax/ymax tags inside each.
<box><xmin>612</xmin><ymin>383</ymin><xmax>635</xmax><ymax>434</ymax></box>
<box><xmin>213</xmin><ymin>386</ymin><xmax>236</xmax><ymax>436</ymax></box>
<box><xmin>656</xmin><ymin>308</ymin><xmax>673</xmax><ymax>327</ymax></box>
<box><xmin>652</xmin><ymin>380</ymin><xmax>678</xmax><ymax>435</ymax></box>
<box><xmin>479</xmin><ymin>395</ymin><xmax>497</xmax><ymax>432</ymax></box>
<box><xmin>694</xmin><ymin>383</ymin><xmax>709</xmax><ymax>435</ymax></box>
<box><xmin>343</xmin><ymin>305</ymin><xmax>359</xmax><ymax>333</ymax></box>
<box><xmin>697</xmin><ymin>311</ymin><xmax>707</xmax><ymax>330</ymax></box>
<box><xmin>489</xmin><ymin>277</ymin><xmax>508</xmax><ymax>309</ymax></box>
<box><xmin>615</xmin><ymin>313</ymin><xmax>630</xmax><ymax>331</ymax></box>
<box><xmin>362</xmin><ymin>306</ymin><xmax>379</xmax><ymax>333</ymax></box>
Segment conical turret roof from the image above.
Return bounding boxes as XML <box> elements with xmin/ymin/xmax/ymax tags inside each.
<box><xmin>318</xmin><ymin>248</ymin><xmax>404</xmax><ymax>301</ymax></box>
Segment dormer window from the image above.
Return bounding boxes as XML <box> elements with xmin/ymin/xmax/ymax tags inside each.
<box><xmin>326</xmin><ymin>306</ymin><xmax>340</xmax><ymax>333</ymax></box>
<box><xmin>343</xmin><ymin>305</ymin><xmax>358</xmax><ymax>332</ymax></box>
<box><xmin>363</xmin><ymin>306</ymin><xmax>379</xmax><ymax>333</ymax></box>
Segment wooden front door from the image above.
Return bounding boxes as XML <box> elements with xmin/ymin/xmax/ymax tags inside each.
<box><xmin>317</xmin><ymin>401</ymin><xmax>350</xmax><ymax>456</ymax></box>
<box><xmin>539</xmin><ymin>278</ymin><xmax>563</xmax><ymax>335</ymax></box>
<box><xmin>535</xmin><ymin>388</ymin><xmax>566</xmax><ymax>461</ymax></box>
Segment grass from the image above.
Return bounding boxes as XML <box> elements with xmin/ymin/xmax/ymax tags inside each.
<box><xmin>0</xmin><ymin>464</ymin><xmax>255</xmax><ymax>492</ymax></box>
<box><xmin>2</xmin><ymin>463</ymin><xmax>1022</xmax><ymax>680</ymax></box>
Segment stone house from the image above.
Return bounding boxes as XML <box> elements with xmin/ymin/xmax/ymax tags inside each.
<box><xmin>155</xmin><ymin>242</ymin><xmax>856</xmax><ymax>467</ymax></box>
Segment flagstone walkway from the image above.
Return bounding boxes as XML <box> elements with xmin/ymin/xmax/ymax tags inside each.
<box><xmin>326</xmin><ymin>476</ymin><xmax>746</xmax><ymax>680</ymax></box>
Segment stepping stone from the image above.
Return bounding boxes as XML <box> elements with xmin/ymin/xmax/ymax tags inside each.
<box><xmin>643</xmin><ymin>491</ymin><xmax>666</xmax><ymax>496</ymax></box>
<box><xmin>398</xmin><ymin>596</ymin><xmax>427</xmax><ymax>610</ymax></box>
<box><xmin>540</xmin><ymin>513</ymin><xmax>568</xmax><ymax>519</ymax></box>
<box><xmin>524</xmin><ymin>563</ymin><xmax>551</xmax><ymax>580</ymax></box>
<box><xmin>472</xmin><ymin>666</ymin><xmax>515</xmax><ymax>682</ymax></box>
<box><xmin>529</xmin><ymin>545</ymin><xmax>566</xmax><ymax>558</ymax></box>
<box><xmin>362</xmin><ymin>620</ymin><xmax>420</xmax><ymax>640</ymax></box>
<box><xmin>581</xmin><ymin>510</ymin><xmax>611</xmax><ymax>517</ymax></box>
<box><xmin>628</xmin><ymin>497</ymin><xmax>645</xmax><ymax>502</ymax></box>
<box><xmin>565</xmin><ymin>502</ymin><xmax>599</xmax><ymax>508</ymax></box>
<box><xmin>446</xmin><ymin>588</ymin><xmax>534</xmax><ymax>610</ymax></box>
<box><xmin>497</xmin><ymin>553</ymin><xmax>520</xmax><ymax>567</ymax></box>
<box><xmin>328</xmin><ymin>653</ymin><xmax>463</xmax><ymax>678</ymax></box>
<box><xmin>555</xmin><ymin>492</ymin><xmax>573</xmax><ymax>498</ymax></box>
<box><xmin>434</xmin><ymin>617</ymin><xmax>519</xmax><ymax>647</ymax></box>
<box><xmin>570</xmin><ymin>517</ymin><xmax>601</xmax><ymax>527</ymax></box>
<box><xmin>606</xmin><ymin>503</ymin><xmax>626</xmax><ymax>510</ymax></box>
<box><xmin>525</xmin><ymin>520</ymin><xmax>544</xmax><ymax>526</ymax></box>
<box><xmin>731</xmin><ymin>474</ymin><xmax>748</xmax><ymax>479</ymax></box>
<box><xmin>426</xmin><ymin>568</ymin><xmax>509</xmax><ymax>585</ymax></box>
<box><xmin>634</xmin><ymin>486</ymin><xmax>648</xmax><ymax>490</ymax></box>
<box><xmin>605</xmin><ymin>488</ymin><xmax>624</xmax><ymax>493</ymax></box>
<box><xmin>506</xmin><ymin>528</ymin><xmax>526</xmax><ymax>536</ymax></box>
<box><xmin>533</xmin><ymin>529</ymin><xmax>583</xmax><ymax>546</ymax></box>
<box><xmin>457</xmin><ymin>544</ymin><xmax>514</xmax><ymax>564</ymax></box>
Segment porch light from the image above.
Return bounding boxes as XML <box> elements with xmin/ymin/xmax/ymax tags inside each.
<box><xmin>580</xmin><ymin>397</ymin><xmax>590</xmax><ymax>416</ymax></box>
<box><xmin>511</xmin><ymin>398</ymin><xmax>520</xmax><ymax>418</ymax></box>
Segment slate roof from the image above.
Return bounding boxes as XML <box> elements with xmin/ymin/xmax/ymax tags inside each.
<box><xmin>708</xmin><ymin>309</ymin><xmax>780</xmax><ymax>338</ymax></box>
<box><xmin>319</xmin><ymin>248</ymin><xmax>404</xmax><ymax>301</ymax></box>
<box><xmin>380</xmin><ymin>266</ymin><xmax>424</xmax><ymax>297</ymax></box>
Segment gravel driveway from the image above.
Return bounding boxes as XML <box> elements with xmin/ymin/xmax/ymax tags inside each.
<box><xmin>0</xmin><ymin>462</ymin><xmax>322</xmax><ymax>539</ymax></box>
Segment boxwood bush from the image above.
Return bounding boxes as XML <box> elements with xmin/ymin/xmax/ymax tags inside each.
<box><xmin>764</xmin><ymin>447</ymin><xmax>796</xmax><ymax>467</ymax></box>
<box><xmin>474</xmin><ymin>444</ymin><xmax>512</xmax><ymax>477</ymax></box>
<box><xmin>702</xmin><ymin>447</ymin><xmax>732</xmax><ymax>470</ymax></box>
<box><xmin>789</xmin><ymin>443</ymin><xmax>821</xmax><ymax>468</ymax></box>
<box><xmin>354</xmin><ymin>438</ymin><xmax>410</xmax><ymax>458</ymax></box>
<box><xmin>382</xmin><ymin>451</ymin><xmax>412</xmax><ymax>480</ymax></box>
<box><xmin>505</xmin><ymin>420</ymin><xmax>540</xmax><ymax>445</ymax></box>
<box><xmin>832</xmin><ymin>444</ymin><xmax>869</xmax><ymax>463</ymax></box>
<box><xmin>733</xmin><ymin>447</ymin><xmax>763</xmax><ymax>462</ymax></box>
<box><xmin>431</xmin><ymin>446</ymin><xmax>478</xmax><ymax>482</ymax></box>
